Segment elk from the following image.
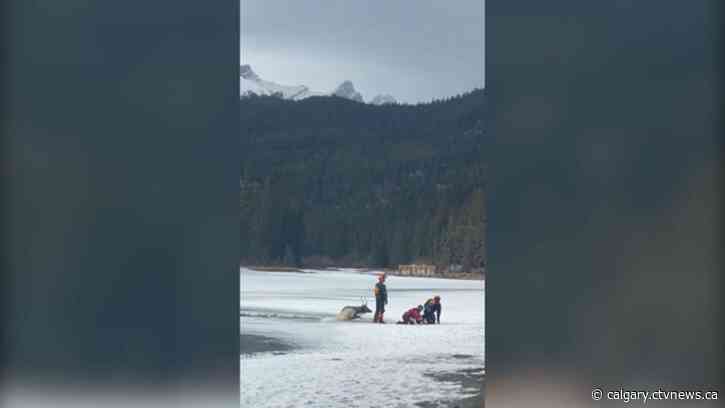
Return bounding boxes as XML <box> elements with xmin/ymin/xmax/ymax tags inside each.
<box><xmin>336</xmin><ymin>297</ymin><xmax>372</xmax><ymax>321</ymax></box>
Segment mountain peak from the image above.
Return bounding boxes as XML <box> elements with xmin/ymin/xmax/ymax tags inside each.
<box><xmin>371</xmin><ymin>94</ymin><xmax>397</xmax><ymax>105</ymax></box>
<box><xmin>333</xmin><ymin>80</ymin><xmax>363</xmax><ymax>103</ymax></box>
<box><xmin>240</xmin><ymin>66</ymin><xmax>394</xmax><ymax>104</ymax></box>
<box><xmin>240</xmin><ymin>64</ymin><xmax>259</xmax><ymax>81</ymax></box>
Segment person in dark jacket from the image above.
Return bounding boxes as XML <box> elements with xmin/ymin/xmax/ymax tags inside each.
<box><xmin>422</xmin><ymin>295</ymin><xmax>442</xmax><ymax>324</ymax></box>
<box><xmin>373</xmin><ymin>273</ymin><xmax>388</xmax><ymax>323</ymax></box>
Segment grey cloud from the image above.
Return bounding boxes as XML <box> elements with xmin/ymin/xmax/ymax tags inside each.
<box><xmin>241</xmin><ymin>0</ymin><xmax>484</xmax><ymax>103</ymax></box>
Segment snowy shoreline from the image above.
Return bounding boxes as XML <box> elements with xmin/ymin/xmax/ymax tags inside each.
<box><xmin>243</xmin><ymin>265</ymin><xmax>484</xmax><ymax>281</ymax></box>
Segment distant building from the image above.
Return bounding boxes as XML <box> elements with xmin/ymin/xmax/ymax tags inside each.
<box><xmin>395</xmin><ymin>263</ymin><xmax>485</xmax><ymax>280</ymax></box>
<box><xmin>397</xmin><ymin>264</ymin><xmax>437</xmax><ymax>277</ymax></box>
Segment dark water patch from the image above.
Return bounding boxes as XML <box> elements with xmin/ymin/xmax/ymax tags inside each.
<box><xmin>416</xmin><ymin>367</ymin><xmax>485</xmax><ymax>408</ymax></box>
<box><xmin>452</xmin><ymin>354</ymin><xmax>474</xmax><ymax>359</ymax></box>
<box><xmin>240</xmin><ymin>334</ymin><xmax>297</xmax><ymax>355</ymax></box>
<box><xmin>240</xmin><ymin>308</ymin><xmax>332</xmax><ymax>322</ymax></box>
<box><xmin>240</xmin><ymin>312</ymin><xmax>321</xmax><ymax>321</ymax></box>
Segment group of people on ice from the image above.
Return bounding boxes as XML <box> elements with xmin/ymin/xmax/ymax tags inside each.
<box><xmin>371</xmin><ymin>273</ymin><xmax>442</xmax><ymax>325</ymax></box>
<box><xmin>398</xmin><ymin>296</ymin><xmax>441</xmax><ymax>325</ymax></box>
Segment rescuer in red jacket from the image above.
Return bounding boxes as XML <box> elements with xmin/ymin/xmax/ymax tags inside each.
<box><xmin>399</xmin><ymin>305</ymin><xmax>424</xmax><ymax>324</ymax></box>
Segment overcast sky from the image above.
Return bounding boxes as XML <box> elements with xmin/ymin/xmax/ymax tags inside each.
<box><xmin>241</xmin><ymin>0</ymin><xmax>484</xmax><ymax>104</ymax></box>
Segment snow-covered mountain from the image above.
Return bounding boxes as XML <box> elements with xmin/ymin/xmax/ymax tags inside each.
<box><xmin>331</xmin><ymin>80</ymin><xmax>363</xmax><ymax>103</ymax></box>
<box><xmin>370</xmin><ymin>94</ymin><xmax>397</xmax><ymax>105</ymax></box>
<box><xmin>240</xmin><ymin>64</ymin><xmax>396</xmax><ymax>105</ymax></box>
<box><xmin>240</xmin><ymin>64</ymin><xmax>324</xmax><ymax>100</ymax></box>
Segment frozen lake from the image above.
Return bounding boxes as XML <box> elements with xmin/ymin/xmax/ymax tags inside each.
<box><xmin>241</xmin><ymin>267</ymin><xmax>485</xmax><ymax>408</ymax></box>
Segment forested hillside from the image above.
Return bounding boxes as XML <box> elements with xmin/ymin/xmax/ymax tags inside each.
<box><xmin>241</xmin><ymin>89</ymin><xmax>487</xmax><ymax>273</ymax></box>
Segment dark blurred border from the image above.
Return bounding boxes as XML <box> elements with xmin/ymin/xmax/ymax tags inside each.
<box><xmin>487</xmin><ymin>0</ymin><xmax>723</xmax><ymax>406</ymax></box>
<box><xmin>3</xmin><ymin>0</ymin><xmax>723</xmax><ymax>406</ymax></box>
<box><xmin>2</xmin><ymin>0</ymin><xmax>239</xmax><ymax>405</ymax></box>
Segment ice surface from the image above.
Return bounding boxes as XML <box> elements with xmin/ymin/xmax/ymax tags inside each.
<box><xmin>241</xmin><ymin>268</ymin><xmax>484</xmax><ymax>407</ymax></box>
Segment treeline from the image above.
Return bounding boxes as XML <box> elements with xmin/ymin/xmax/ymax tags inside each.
<box><xmin>241</xmin><ymin>89</ymin><xmax>487</xmax><ymax>273</ymax></box>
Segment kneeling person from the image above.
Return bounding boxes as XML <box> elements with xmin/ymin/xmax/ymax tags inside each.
<box><xmin>399</xmin><ymin>305</ymin><xmax>423</xmax><ymax>324</ymax></box>
<box><xmin>423</xmin><ymin>296</ymin><xmax>442</xmax><ymax>324</ymax></box>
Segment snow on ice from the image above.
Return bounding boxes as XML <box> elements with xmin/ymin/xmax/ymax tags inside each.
<box><xmin>241</xmin><ymin>268</ymin><xmax>484</xmax><ymax>408</ymax></box>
